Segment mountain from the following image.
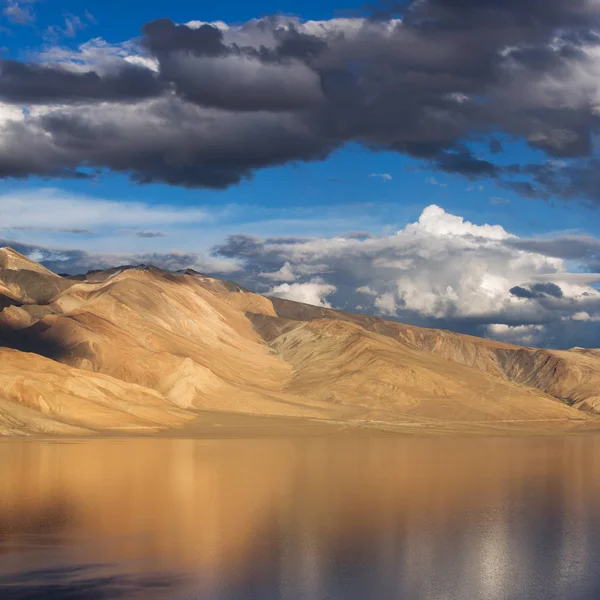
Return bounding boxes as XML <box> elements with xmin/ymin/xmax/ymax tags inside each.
<box><xmin>1</xmin><ymin>246</ymin><xmax>599</xmax><ymax>436</ymax></box>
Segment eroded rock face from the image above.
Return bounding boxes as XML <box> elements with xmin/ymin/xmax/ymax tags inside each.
<box><xmin>0</xmin><ymin>246</ymin><xmax>599</xmax><ymax>436</ymax></box>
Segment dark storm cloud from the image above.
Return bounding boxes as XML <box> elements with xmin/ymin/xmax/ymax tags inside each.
<box><xmin>0</xmin><ymin>97</ymin><xmax>334</xmax><ymax>187</ymax></box>
<box><xmin>142</xmin><ymin>18</ymin><xmax>326</xmax><ymax>112</ymax></box>
<box><xmin>406</xmin><ymin>0</ymin><xmax>599</xmax><ymax>28</ymax></box>
<box><xmin>432</xmin><ymin>148</ymin><xmax>500</xmax><ymax>178</ymax></box>
<box><xmin>510</xmin><ymin>282</ymin><xmax>564</xmax><ymax>299</ymax></box>
<box><xmin>503</xmin><ymin>160</ymin><xmax>600</xmax><ymax>204</ymax></box>
<box><xmin>0</xmin><ymin>59</ymin><xmax>165</xmax><ymax>104</ymax></box>
<box><xmin>214</xmin><ymin>234</ymin><xmax>265</xmax><ymax>258</ymax></box>
<box><xmin>155</xmin><ymin>51</ymin><xmax>324</xmax><ymax>111</ymax></box>
<box><xmin>0</xmin><ymin>0</ymin><xmax>600</xmax><ymax>191</ymax></box>
<box><xmin>142</xmin><ymin>19</ymin><xmax>229</xmax><ymax>56</ymax></box>
<box><xmin>489</xmin><ymin>139</ymin><xmax>503</xmax><ymax>154</ymax></box>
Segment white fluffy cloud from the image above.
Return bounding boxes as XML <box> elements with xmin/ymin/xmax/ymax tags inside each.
<box><xmin>214</xmin><ymin>204</ymin><xmax>600</xmax><ymax>347</ymax></box>
<box><xmin>486</xmin><ymin>324</ymin><xmax>547</xmax><ymax>346</ymax></box>
<box><xmin>269</xmin><ymin>279</ymin><xmax>337</xmax><ymax>308</ymax></box>
<box><xmin>260</xmin><ymin>261</ymin><xmax>296</xmax><ymax>282</ymax></box>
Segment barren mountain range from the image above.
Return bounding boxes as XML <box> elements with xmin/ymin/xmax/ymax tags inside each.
<box><xmin>1</xmin><ymin>246</ymin><xmax>600</xmax><ymax>436</ymax></box>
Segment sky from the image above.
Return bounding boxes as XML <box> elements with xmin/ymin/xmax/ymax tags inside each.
<box><xmin>1</xmin><ymin>0</ymin><xmax>600</xmax><ymax>348</ymax></box>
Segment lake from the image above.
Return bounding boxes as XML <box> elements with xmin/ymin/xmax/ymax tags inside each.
<box><xmin>1</xmin><ymin>435</ymin><xmax>600</xmax><ymax>599</ymax></box>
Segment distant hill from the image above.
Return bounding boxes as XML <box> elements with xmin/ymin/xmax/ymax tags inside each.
<box><xmin>1</xmin><ymin>246</ymin><xmax>599</xmax><ymax>436</ymax></box>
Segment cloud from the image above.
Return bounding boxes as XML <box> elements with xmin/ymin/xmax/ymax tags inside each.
<box><xmin>509</xmin><ymin>282</ymin><xmax>564</xmax><ymax>299</ymax></box>
<box><xmin>117</xmin><ymin>229</ymin><xmax>166</xmax><ymax>238</ymax></box>
<box><xmin>260</xmin><ymin>261</ymin><xmax>296</xmax><ymax>281</ymax></box>
<box><xmin>133</xmin><ymin>230</ymin><xmax>165</xmax><ymax>238</ymax></box>
<box><xmin>0</xmin><ymin>3</ymin><xmax>598</xmax><ymax>193</ymax></box>
<box><xmin>0</xmin><ymin>238</ymin><xmax>240</xmax><ymax>275</ymax></box>
<box><xmin>433</xmin><ymin>148</ymin><xmax>500</xmax><ymax>178</ymax></box>
<box><xmin>501</xmin><ymin>159</ymin><xmax>600</xmax><ymax>204</ymax></box>
<box><xmin>45</xmin><ymin>12</ymin><xmax>94</xmax><ymax>41</ymax></box>
<box><xmin>211</xmin><ymin>204</ymin><xmax>600</xmax><ymax>348</ymax></box>
<box><xmin>570</xmin><ymin>311</ymin><xmax>600</xmax><ymax>322</ymax></box>
<box><xmin>506</xmin><ymin>235</ymin><xmax>600</xmax><ymax>271</ymax></box>
<box><xmin>0</xmin><ymin>188</ymin><xmax>208</xmax><ymax>230</ymax></box>
<box><xmin>3</xmin><ymin>226</ymin><xmax>90</xmax><ymax>234</ymax></box>
<box><xmin>356</xmin><ymin>285</ymin><xmax>378</xmax><ymax>296</ymax></box>
<box><xmin>370</xmin><ymin>173</ymin><xmax>393</xmax><ymax>181</ymax></box>
<box><xmin>155</xmin><ymin>52</ymin><xmax>324</xmax><ymax>112</ymax></box>
<box><xmin>426</xmin><ymin>177</ymin><xmax>447</xmax><ymax>187</ymax></box>
<box><xmin>269</xmin><ymin>279</ymin><xmax>337</xmax><ymax>308</ymax></box>
<box><xmin>0</xmin><ymin>59</ymin><xmax>164</xmax><ymax>104</ymax></box>
<box><xmin>486</xmin><ymin>324</ymin><xmax>547</xmax><ymax>346</ymax></box>
<box><xmin>3</xmin><ymin>0</ymin><xmax>36</xmax><ymax>25</ymax></box>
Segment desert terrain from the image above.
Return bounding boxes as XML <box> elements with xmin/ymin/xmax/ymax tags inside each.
<box><xmin>1</xmin><ymin>246</ymin><xmax>599</xmax><ymax>436</ymax></box>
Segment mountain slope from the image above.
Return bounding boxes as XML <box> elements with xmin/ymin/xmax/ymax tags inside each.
<box><xmin>248</xmin><ymin>297</ymin><xmax>600</xmax><ymax>418</ymax></box>
<box><xmin>0</xmin><ymin>246</ymin><xmax>599</xmax><ymax>436</ymax></box>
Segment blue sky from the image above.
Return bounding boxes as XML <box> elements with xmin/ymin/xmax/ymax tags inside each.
<box><xmin>2</xmin><ymin>0</ymin><xmax>369</xmax><ymax>52</ymax></box>
<box><xmin>1</xmin><ymin>0</ymin><xmax>600</xmax><ymax>348</ymax></box>
<box><xmin>0</xmin><ymin>0</ymin><xmax>597</xmax><ymax>245</ymax></box>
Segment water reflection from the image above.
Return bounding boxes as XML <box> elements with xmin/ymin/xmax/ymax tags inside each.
<box><xmin>1</xmin><ymin>436</ymin><xmax>600</xmax><ymax>599</ymax></box>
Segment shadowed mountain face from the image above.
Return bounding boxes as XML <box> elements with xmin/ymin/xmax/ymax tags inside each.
<box><xmin>1</xmin><ymin>246</ymin><xmax>600</xmax><ymax>436</ymax></box>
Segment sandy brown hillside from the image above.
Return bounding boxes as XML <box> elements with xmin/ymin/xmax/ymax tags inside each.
<box><xmin>1</xmin><ymin>246</ymin><xmax>599</xmax><ymax>436</ymax></box>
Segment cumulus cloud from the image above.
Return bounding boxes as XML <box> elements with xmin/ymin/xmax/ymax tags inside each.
<box><xmin>570</xmin><ymin>311</ymin><xmax>600</xmax><ymax>322</ymax></box>
<box><xmin>370</xmin><ymin>173</ymin><xmax>393</xmax><ymax>181</ymax></box>
<box><xmin>260</xmin><ymin>261</ymin><xmax>296</xmax><ymax>282</ymax></box>
<box><xmin>269</xmin><ymin>279</ymin><xmax>337</xmax><ymax>307</ymax></box>
<box><xmin>0</xmin><ymin>2</ymin><xmax>599</xmax><ymax>195</ymax></box>
<box><xmin>486</xmin><ymin>324</ymin><xmax>547</xmax><ymax>347</ymax></box>
<box><xmin>211</xmin><ymin>204</ymin><xmax>600</xmax><ymax>348</ymax></box>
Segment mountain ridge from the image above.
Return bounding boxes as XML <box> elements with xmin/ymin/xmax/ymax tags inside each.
<box><xmin>1</xmin><ymin>246</ymin><xmax>599</xmax><ymax>436</ymax></box>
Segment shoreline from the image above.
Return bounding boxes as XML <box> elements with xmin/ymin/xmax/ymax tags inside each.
<box><xmin>3</xmin><ymin>409</ymin><xmax>600</xmax><ymax>441</ymax></box>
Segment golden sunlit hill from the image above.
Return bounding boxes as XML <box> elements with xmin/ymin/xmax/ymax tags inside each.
<box><xmin>1</xmin><ymin>246</ymin><xmax>600</xmax><ymax>436</ymax></box>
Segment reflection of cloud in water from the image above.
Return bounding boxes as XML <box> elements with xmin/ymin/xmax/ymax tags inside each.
<box><xmin>1</xmin><ymin>438</ymin><xmax>600</xmax><ymax>599</ymax></box>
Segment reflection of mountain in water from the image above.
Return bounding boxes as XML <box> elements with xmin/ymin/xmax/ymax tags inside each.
<box><xmin>1</xmin><ymin>437</ymin><xmax>600</xmax><ymax>599</ymax></box>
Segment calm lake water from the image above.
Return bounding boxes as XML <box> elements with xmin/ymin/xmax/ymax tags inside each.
<box><xmin>1</xmin><ymin>436</ymin><xmax>600</xmax><ymax>599</ymax></box>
